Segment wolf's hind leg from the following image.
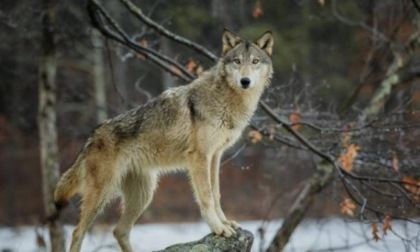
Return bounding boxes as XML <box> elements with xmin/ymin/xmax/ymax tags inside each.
<box><xmin>113</xmin><ymin>171</ymin><xmax>157</xmax><ymax>252</ymax></box>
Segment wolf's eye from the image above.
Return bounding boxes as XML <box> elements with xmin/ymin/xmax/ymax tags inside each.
<box><xmin>252</xmin><ymin>59</ymin><xmax>260</xmax><ymax>64</ymax></box>
<box><xmin>233</xmin><ymin>59</ymin><xmax>241</xmax><ymax>64</ymax></box>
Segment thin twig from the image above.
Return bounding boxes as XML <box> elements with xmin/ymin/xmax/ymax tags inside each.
<box><xmin>104</xmin><ymin>38</ymin><xmax>127</xmax><ymax>106</ymax></box>
<box><xmin>331</xmin><ymin>0</ymin><xmax>389</xmax><ymax>42</ymax></box>
<box><xmin>88</xmin><ymin>0</ymin><xmax>194</xmax><ymax>81</ymax></box>
<box><xmin>220</xmin><ymin>143</ymin><xmax>247</xmax><ymax>167</ymax></box>
<box><xmin>342</xmin><ymin>177</ymin><xmax>420</xmax><ymax>224</ymax></box>
<box><xmin>119</xmin><ymin>0</ymin><xmax>218</xmax><ymax>62</ymax></box>
<box><xmin>259</xmin><ymin>101</ymin><xmax>335</xmax><ymax>163</ymax></box>
<box><xmin>411</xmin><ymin>0</ymin><xmax>420</xmax><ymax>14</ymax></box>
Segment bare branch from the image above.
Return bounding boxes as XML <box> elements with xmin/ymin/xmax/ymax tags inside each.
<box><xmin>342</xmin><ymin>177</ymin><xmax>420</xmax><ymax>224</ymax></box>
<box><xmin>88</xmin><ymin>0</ymin><xmax>195</xmax><ymax>82</ymax></box>
<box><xmin>118</xmin><ymin>0</ymin><xmax>218</xmax><ymax>62</ymax></box>
<box><xmin>259</xmin><ymin>101</ymin><xmax>335</xmax><ymax>162</ymax></box>
<box><xmin>411</xmin><ymin>0</ymin><xmax>420</xmax><ymax>14</ymax></box>
<box><xmin>331</xmin><ymin>0</ymin><xmax>389</xmax><ymax>43</ymax></box>
<box><xmin>249</xmin><ymin>123</ymin><xmax>306</xmax><ymax>150</ymax></box>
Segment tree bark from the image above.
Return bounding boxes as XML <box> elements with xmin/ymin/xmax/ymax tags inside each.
<box><xmin>91</xmin><ymin>29</ymin><xmax>108</xmax><ymax>123</ymax></box>
<box><xmin>38</xmin><ymin>0</ymin><xmax>65</xmax><ymax>250</ymax></box>
<box><xmin>266</xmin><ymin>161</ymin><xmax>334</xmax><ymax>252</ymax></box>
<box><xmin>359</xmin><ymin>53</ymin><xmax>405</xmax><ymax>122</ymax></box>
<box><xmin>161</xmin><ymin>37</ymin><xmax>175</xmax><ymax>90</ymax></box>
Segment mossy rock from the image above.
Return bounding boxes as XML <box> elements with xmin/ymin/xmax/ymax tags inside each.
<box><xmin>155</xmin><ymin>228</ymin><xmax>254</xmax><ymax>252</ymax></box>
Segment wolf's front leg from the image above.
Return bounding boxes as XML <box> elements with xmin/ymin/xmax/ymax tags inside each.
<box><xmin>211</xmin><ymin>152</ymin><xmax>240</xmax><ymax>230</ymax></box>
<box><xmin>188</xmin><ymin>151</ymin><xmax>236</xmax><ymax>237</ymax></box>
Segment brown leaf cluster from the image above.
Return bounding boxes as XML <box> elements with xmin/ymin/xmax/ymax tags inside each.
<box><xmin>340</xmin><ymin>197</ymin><xmax>356</xmax><ymax>216</ymax></box>
<box><xmin>186</xmin><ymin>59</ymin><xmax>197</xmax><ymax>74</ymax></box>
<box><xmin>383</xmin><ymin>215</ymin><xmax>392</xmax><ymax>235</ymax></box>
<box><xmin>371</xmin><ymin>215</ymin><xmax>393</xmax><ymax>242</ymax></box>
<box><xmin>252</xmin><ymin>1</ymin><xmax>263</xmax><ymax>18</ymax></box>
<box><xmin>185</xmin><ymin>59</ymin><xmax>203</xmax><ymax>76</ymax></box>
<box><xmin>337</xmin><ymin>143</ymin><xmax>360</xmax><ymax>172</ymax></box>
<box><xmin>289</xmin><ymin>112</ymin><xmax>301</xmax><ymax>131</ymax></box>
<box><xmin>402</xmin><ymin>176</ymin><xmax>420</xmax><ymax>201</ymax></box>
<box><xmin>371</xmin><ymin>222</ymin><xmax>380</xmax><ymax>241</ymax></box>
<box><xmin>337</xmin><ymin>130</ymin><xmax>360</xmax><ymax>172</ymax></box>
<box><xmin>340</xmin><ymin>198</ymin><xmax>394</xmax><ymax>242</ymax></box>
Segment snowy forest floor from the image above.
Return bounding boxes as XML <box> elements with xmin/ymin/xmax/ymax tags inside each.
<box><xmin>1</xmin><ymin>218</ymin><xmax>418</xmax><ymax>252</ymax></box>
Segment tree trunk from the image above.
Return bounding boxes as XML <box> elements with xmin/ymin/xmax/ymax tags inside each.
<box><xmin>266</xmin><ymin>161</ymin><xmax>334</xmax><ymax>252</ymax></box>
<box><xmin>38</xmin><ymin>0</ymin><xmax>65</xmax><ymax>250</ymax></box>
<box><xmin>161</xmin><ymin>37</ymin><xmax>175</xmax><ymax>90</ymax></box>
<box><xmin>91</xmin><ymin>29</ymin><xmax>108</xmax><ymax>123</ymax></box>
<box><xmin>211</xmin><ymin>0</ymin><xmax>222</xmax><ymax>19</ymax></box>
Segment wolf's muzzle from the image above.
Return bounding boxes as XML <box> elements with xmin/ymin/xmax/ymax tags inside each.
<box><xmin>240</xmin><ymin>77</ymin><xmax>251</xmax><ymax>89</ymax></box>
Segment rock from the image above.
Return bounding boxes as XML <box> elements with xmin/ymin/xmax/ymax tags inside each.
<box><xmin>155</xmin><ymin>228</ymin><xmax>254</xmax><ymax>252</ymax></box>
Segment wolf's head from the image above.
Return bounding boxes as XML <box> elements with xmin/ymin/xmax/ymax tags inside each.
<box><xmin>221</xmin><ymin>29</ymin><xmax>274</xmax><ymax>91</ymax></box>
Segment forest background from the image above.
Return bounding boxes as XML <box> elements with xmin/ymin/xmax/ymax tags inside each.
<box><xmin>1</xmin><ymin>0</ymin><xmax>420</xmax><ymax>251</ymax></box>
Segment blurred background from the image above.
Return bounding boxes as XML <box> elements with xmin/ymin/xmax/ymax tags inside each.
<box><xmin>1</xmin><ymin>0</ymin><xmax>420</xmax><ymax>251</ymax></box>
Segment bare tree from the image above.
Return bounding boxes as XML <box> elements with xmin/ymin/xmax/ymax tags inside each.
<box><xmin>38</xmin><ymin>0</ymin><xmax>65</xmax><ymax>250</ymax></box>
<box><xmin>91</xmin><ymin>29</ymin><xmax>108</xmax><ymax>123</ymax></box>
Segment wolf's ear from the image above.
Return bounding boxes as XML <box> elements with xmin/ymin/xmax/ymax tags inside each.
<box><xmin>222</xmin><ymin>29</ymin><xmax>242</xmax><ymax>55</ymax></box>
<box><xmin>254</xmin><ymin>31</ymin><xmax>274</xmax><ymax>56</ymax></box>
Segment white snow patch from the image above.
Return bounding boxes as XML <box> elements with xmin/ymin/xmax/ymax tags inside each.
<box><xmin>0</xmin><ymin>218</ymin><xmax>418</xmax><ymax>251</ymax></box>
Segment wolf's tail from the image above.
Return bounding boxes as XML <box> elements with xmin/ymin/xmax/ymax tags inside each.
<box><xmin>47</xmin><ymin>161</ymin><xmax>82</xmax><ymax>222</ymax></box>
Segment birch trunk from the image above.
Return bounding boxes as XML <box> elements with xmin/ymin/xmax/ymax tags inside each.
<box><xmin>161</xmin><ymin>38</ymin><xmax>175</xmax><ymax>90</ymax></box>
<box><xmin>38</xmin><ymin>0</ymin><xmax>65</xmax><ymax>250</ymax></box>
<box><xmin>91</xmin><ymin>29</ymin><xmax>108</xmax><ymax>123</ymax></box>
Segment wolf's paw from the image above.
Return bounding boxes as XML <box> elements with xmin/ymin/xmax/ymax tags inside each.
<box><xmin>223</xmin><ymin>220</ymin><xmax>240</xmax><ymax>229</ymax></box>
<box><xmin>212</xmin><ymin>223</ymin><xmax>236</xmax><ymax>238</ymax></box>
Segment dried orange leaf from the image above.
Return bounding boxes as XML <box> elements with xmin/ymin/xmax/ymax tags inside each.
<box><xmin>340</xmin><ymin>197</ymin><xmax>356</xmax><ymax>217</ymax></box>
<box><xmin>371</xmin><ymin>222</ymin><xmax>380</xmax><ymax>241</ymax></box>
<box><xmin>402</xmin><ymin>176</ymin><xmax>420</xmax><ymax>201</ymax></box>
<box><xmin>383</xmin><ymin>215</ymin><xmax>392</xmax><ymax>235</ymax></box>
<box><xmin>289</xmin><ymin>112</ymin><xmax>301</xmax><ymax>131</ymax></box>
<box><xmin>186</xmin><ymin>59</ymin><xmax>197</xmax><ymax>74</ymax></box>
<box><xmin>338</xmin><ymin>143</ymin><xmax>360</xmax><ymax>172</ymax></box>
<box><xmin>252</xmin><ymin>1</ymin><xmax>263</xmax><ymax>18</ymax></box>
<box><xmin>248</xmin><ymin>130</ymin><xmax>262</xmax><ymax>144</ymax></box>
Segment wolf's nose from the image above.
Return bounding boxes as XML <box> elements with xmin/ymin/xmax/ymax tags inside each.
<box><xmin>240</xmin><ymin>77</ymin><xmax>251</xmax><ymax>89</ymax></box>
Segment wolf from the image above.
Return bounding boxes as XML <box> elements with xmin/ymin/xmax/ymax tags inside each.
<box><xmin>53</xmin><ymin>29</ymin><xmax>274</xmax><ymax>252</ymax></box>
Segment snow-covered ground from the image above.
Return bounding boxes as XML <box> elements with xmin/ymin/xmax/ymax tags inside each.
<box><xmin>1</xmin><ymin>218</ymin><xmax>419</xmax><ymax>251</ymax></box>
